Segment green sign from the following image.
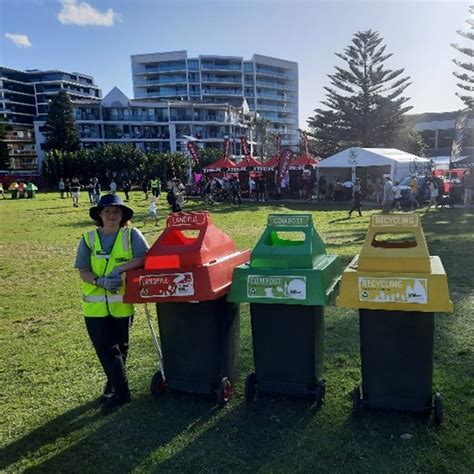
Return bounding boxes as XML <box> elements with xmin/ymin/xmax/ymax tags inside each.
<box><xmin>267</xmin><ymin>215</ymin><xmax>310</xmax><ymax>227</ymax></box>
<box><xmin>247</xmin><ymin>275</ymin><xmax>307</xmax><ymax>300</ymax></box>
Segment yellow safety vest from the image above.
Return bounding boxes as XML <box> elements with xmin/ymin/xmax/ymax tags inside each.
<box><xmin>82</xmin><ymin>228</ymin><xmax>134</xmax><ymax>318</ymax></box>
<box><xmin>150</xmin><ymin>179</ymin><xmax>158</xmax><ymax>188</ymax></box>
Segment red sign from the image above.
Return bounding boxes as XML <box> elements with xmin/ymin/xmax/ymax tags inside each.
<box><xmin>139</xmin><ymin>272</ymin><xmax>195</xmax><ymax>298</ymax></box>
<box><xmin>240</xmin><ymin>136</ymin><xmax>251</xmax><ymax>158</ymax></box>
<box><xmin>186</xmin><ymin>141</ymin><xmax>201</xmax><ymax>167</ymax></box>
<box><xmin>223</xmin><ymin>137</ymin><xmax>231</xmax><ymax>159</ymax></box>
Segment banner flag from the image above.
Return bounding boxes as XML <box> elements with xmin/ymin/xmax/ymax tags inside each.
<box><xmin>240</xmin><ymin>136</ymin><xmax>251</xmax><ymax>158</ymax></box>
<box><xmin>277</xmin><ymin>149</ymin><xmax>294</xmax><ymax>187</ymax></box>
<box><xmin>223</xmin><ymin>136</ymin><xmax>231</xmax><ymax>160</ymax></box>
<box><xmin>186</xmin><ymin>141</ymin><xmax>201</xmax><ymax>167</ymax></box>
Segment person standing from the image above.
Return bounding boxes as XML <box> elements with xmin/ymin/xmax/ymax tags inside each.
<box><xmin>230</xmin><ymin>176</ymin><xmax>242</xmax><ymax>205</ymax></box>
<box><xmin>122</xmin><ymin>179</ymin><xmax>131</xmax><ymax>201</ymax></box>
<box><xmin>141</xmin><ymin>178</ymin><xmax>149</xmax><ymax>200</ymax></box>
<box><xmin>92</xmin><ymin>177</ymin><xmax>101</xmax><ymax>205</ymax></box>
<box><xmin>59</xmin><ymin>178</ymin><xmax>65</xmax><ymax>199</ymax></box>
<box><xmin>0</xmin><ymin>181</ymin><xmax>6</xmax><ymax>199</ymax></box>
<box><xmin>148</xmin><ymin>197</ymin><xmax>158</xmax><ymax>226</ymax></box>
<box><xmin>75</xmin><ymin>194</ymin><xmax>149</xmax><ymax>414</ymax></box>
<box><xmin>110</xmin><ymin>179</ymin><xmax>117</xmax><ymax>195</ymax></box>
<box><xmin>409</xmin><ymin>175</ymin><xmax>419</xmax><ymax>210</ymax></box>
<box><xmin>70</xmin><ymin>177</ymin><xmax>81</xmax><ymax>207</ymax></box>
<box><xmin>150</xmin><ymin>177</ymin><xmax>161</xmax><ymax>198</ymax></box>
<box><xmin>392</xmin><ymin>180</ymin><xmax>402</xmax><ymax>210</ymax></box>
<box><xmin>348</xmin><ymin>178</ymin><xmax>363</xmax><ymax>217</ymax></box>
<box><xmin>429</xmin><ymin>179</ymin><xmax>439</xmax><ymax>208</ymax></box>
<box><xmin>382</xmin><ymin>174</ymin><xmax>393</xmax><ymax>213</ymax></box>
<box><xmin>462</xmin><ymin>170</ymin><xmax>474</xmax><ymax>207</ymax></box>
<box><xmin>65</xmin><ymin>178</ymin><xmax>71</xmax><ymax>198</ymax></box>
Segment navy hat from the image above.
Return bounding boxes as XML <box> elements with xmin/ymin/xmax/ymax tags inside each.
<box><xmin>89</xmin><ymin>194</ymin><xmax>134</xmax><ymax>222</ymax></box>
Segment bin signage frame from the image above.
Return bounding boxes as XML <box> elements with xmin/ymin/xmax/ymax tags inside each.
<box><xmin>139</xmin><ymin>272</ymin><xmax>195</xmax><ymax>298</ymax></box>
<box><xmin>247</xmin><ymin>274</ymin><xmax>307</xmax><ymax>300</ymax></box>
<box><xmin>358</xmin><ymin>276</ymin><xmax>428</xmax><ymax>305</ymax></box>
<box><xmin>267</xmin><ymin>215</ymin><xmax>310</xmax><ymax>228</ymax></box>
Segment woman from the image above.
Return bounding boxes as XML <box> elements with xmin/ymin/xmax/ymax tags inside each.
<box><xmin>75</xmin><ymin>194</ymin><xmax>149</xmax><ymax>414</ymax></box>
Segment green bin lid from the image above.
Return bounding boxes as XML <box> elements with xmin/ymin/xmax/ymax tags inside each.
<box><xmin>229</xmin><ymin>214</ymin><xmax>342</xmax><ymax>305</ymax></box>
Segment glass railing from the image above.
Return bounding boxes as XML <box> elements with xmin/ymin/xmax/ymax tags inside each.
<box><xmin>201</xmin><ymin>77</ymin><xmax>242</xmax><ymax>83</ymax></box>
<box><xmin>255</xmin><ymin>68</ymin><xmax>293</xmax><ymax>79</ymax></box>
<box><xmin>200</xmin><ymin>64</ymin><xmax>242</xmax><ymax>71</ymax></box>
<box><xmin>141</xmin><ymin>64</ymin><xmax>187</xmax><ymax>73</ymax></box>
<box><xmin>203</xmin><ymin>89</ymin><xmax>243</xmax><ymax>95</ymax></box>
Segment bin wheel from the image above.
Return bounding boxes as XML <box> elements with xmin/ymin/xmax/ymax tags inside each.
<box><xmin>150</xmin><ymin>370</ymin><xmax>166</xmax><ymax>398</ymax></box>
<box><xmin>217</xmin><ymin>377</ymin><xmax>232</xmax><ymax>408</ymax></box>
<box><xmin>245</xmin><ymin>373</ymin><xmax>257</xmax><ymax>403</ymax></box>
<box><xmin>352</xmin><ymin>385</ymin><xmax>362</xmax><ymax>413</ymax></box>
<box><xmin>433</xmin><ymin>392</ymin><xmax>442</xmax><ymax>426</ymax></box>
<box><xmin>309</xmin><ymin>380</ymin><xmax>326</xmax><ymax>407</ymax></box>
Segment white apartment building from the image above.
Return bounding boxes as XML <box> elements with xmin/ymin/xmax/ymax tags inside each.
<box><xmin>33</xmin><ymin>87</ymin><xmax>253</xmax><ymax>165</ymax></box>
<box><xmin>131</xmin><ymin>51</ymin><xmax>299</xmax><ymax>148</ymax></box>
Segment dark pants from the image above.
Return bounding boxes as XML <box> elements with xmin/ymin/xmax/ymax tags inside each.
<box><xmin>349</xmin><ymin>197</ymin><xmax>362</xmax><ymax>216</ymax></box>
<box><xmin>85</xmin><ymin>316</ymin><xmax>132</xmax><ymax>387</ymax></box>
<box><xmin>232</xmin><ymin>191</ymin><xmax>241</xmax><ymax>205</ymax></box>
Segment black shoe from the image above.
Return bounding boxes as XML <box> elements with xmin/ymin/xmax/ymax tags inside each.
<box><xmin>101</xmin><ymin>383</ymin><xmax>131</xmax><ymax>414</ymax></box>
<box><xmin>100</xmin><ymin>380</ymin><xmax>115</xmax><ymax>403</ymax></box>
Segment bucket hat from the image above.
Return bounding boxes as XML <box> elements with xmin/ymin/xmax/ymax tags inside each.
<box><xmin>89</xmin><ymin>194</ymin><xmax>134</xmax><ymax>222</ymax></box>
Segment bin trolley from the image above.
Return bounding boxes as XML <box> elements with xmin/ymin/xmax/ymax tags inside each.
<box><xmin>336</xmin><ymin>214</ymin><xmax>453</xmax><ymax>424</ymax></box>
<box><xmin>229</xmin><ymin>214</ymin><xmax>342</xmax><ymax>404</ymax></box>
<box><xmin>125</xmin><ymin>212</ymin><xmax>250</xmax><ymax>407</ymax></box>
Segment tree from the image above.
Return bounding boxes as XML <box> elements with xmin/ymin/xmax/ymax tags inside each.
<box><xmin>307</xmin><ymin>30</ymin><xmax>413</xmax><ymax>157</ymax></box>
<box><xmin>0</xmin><ymin>118</ymin><xmax>11</xmax><ymax>170</ymax></box>
<box><xmin>451</xmin><ymin>4</ymin><xmax>473</xmax><ymax>110</ymax></box>
<box><xmin>43</xmin><ymin>90</ymin><xmax>80</xmax><ymax>152</ymax></box>
<box><xmin>249</xmin><ymin>116</ymin><xmax>274</xmax><ymax>159</ymax></box>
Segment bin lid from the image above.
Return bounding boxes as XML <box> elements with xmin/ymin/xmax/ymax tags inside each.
<box><xmin>144</xmin><ymin>211</ymin><xmax>238</xmax><ymax>270</ymax></box>
<box><xmin>336</xmin><ymin>213</ymin><xmax>453</xmax><ymax>312</ymax></box>
<box><xmin>228</xmin><ymin>214</ymin><xmax>342</xmax><ymax>305</ymax></box>
<box><xmin>249</xmin><ymin>214</ymin><xmax>327</xmax><ymax>269</ymax></box>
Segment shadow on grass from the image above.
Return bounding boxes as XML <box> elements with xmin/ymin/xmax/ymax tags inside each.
<box><xmin>2</xmin><ymin>395</ymin><xmax>216</xmax><ymax>472</ymax></box>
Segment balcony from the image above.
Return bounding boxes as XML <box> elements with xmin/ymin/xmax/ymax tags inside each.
<box><xmin>136</xmin><ymin>64</ymin><xmax>187</xmax><ymax>74</ymax></box>
<box><xmin>135</xmin><ymin>76</ymin><xmax>188</xmax><ymax>86</ymax></box>
<box><xmin>203</xmin><ymin>88</ymin><xmax>243</xmax><ymax>96</ymax></box>
<box><xmin>255</xmin><ymin>68</ymin><xmax>294</xmax><ymax>79</ymax></box>
<box><xmin>201</xmin><ymin>76</ymin><xmax>242</xmax><ymax>84</ymax></box>
<box><xmin>200</xmin><ymin>63</ymin><xmax>242</xmax><ymax>71</ymax></box>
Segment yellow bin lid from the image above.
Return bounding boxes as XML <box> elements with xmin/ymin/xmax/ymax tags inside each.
<box><xmin>336</xmin><ymin>214</ymin><xmax>453</xmax><ymax>313</ymax></box>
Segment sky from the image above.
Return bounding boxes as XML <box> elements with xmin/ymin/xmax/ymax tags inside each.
<box><xmin>1</xmin><ymin>0</ymin><xmax>471</xmax><ymax>129</ymax></box>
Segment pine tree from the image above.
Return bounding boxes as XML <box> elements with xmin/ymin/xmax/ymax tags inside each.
<box><xmin>307</xmin><ymin>30</ymin><xmax>413</xmax><ymax>156</ymax></box>
<box><xmin>0</xmin><ymin>119</ymin><xmax>11</xmax><ymax>170</ymax></box>
<box><xmin>451</xmin><ymin>4</ymin><xmax>474</xmax><ymax>110</ymax></box>
<box><xmin>43</xmin><ymin>90</ymin><xmax>80</xmax><ymax>152</ymax></box>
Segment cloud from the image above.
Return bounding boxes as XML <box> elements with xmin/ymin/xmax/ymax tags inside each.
<box><xmin>5</xmin><ymin>33</ymin><xmax>32</xmax><ymax>48</ymax></box>
<box><xmin>57</xmin><ymin>0</ymin><xmax>120</xmax><ymax>26</ymax></box>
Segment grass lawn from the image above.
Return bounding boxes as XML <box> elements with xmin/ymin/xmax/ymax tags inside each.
<box><xmin>1</xmin><ymin>192</ymin><xmax>473</xmax><ymax>473</ymax></box>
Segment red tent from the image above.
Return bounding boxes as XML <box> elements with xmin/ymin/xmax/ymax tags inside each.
<box><xmin>203</xmin><ymin>156</ymin><xmax>238</xmax><ymax>172</ymax></box>
<box><xmin>260</xmin><ymin>155</ymin><xmax>280</xmax><ymax>170</ymax></box>
<box><xmin>289</xmin><ymin>154</ymin><xmax>320</xmax><ymax>169</ymax></box>
<box><xmin>235</xmin><ymin>156</ymin><xmax>262</xmax><ymax>169</ymax></box>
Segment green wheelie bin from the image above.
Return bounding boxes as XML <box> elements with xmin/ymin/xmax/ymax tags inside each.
<box><xmin>229</xmin><ymin>214</ymin><xmax>342</xmax><ymax>404</ymax></box>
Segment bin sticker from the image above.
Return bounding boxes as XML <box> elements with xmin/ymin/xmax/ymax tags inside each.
<box><xmin>168</xmin><ymin>213</ymin><xmax>207</xmax><ymax>227</ymax></box>
<box><xmin>139</xmin><ymin>272</ymin><xmax>194</xmax><ymax>298</ymax></box>
<box><xmin>247</xmin><ymin>275</ymin><xmax>306</xmax><ymax>300</ymax></box>
<box><xmin>371</xmin><ymin>215</ymin><xmax>419</xmax><ymax>227</ymax></box>
<box><xmin>358</xmin><ymin>277</ymin><xmax>428</xmax><ymax>304</ymax></box>
<box><xmin>268</xmin><ymin>215</ymin><xmax>310</xmax><ymax>227</ymax></box>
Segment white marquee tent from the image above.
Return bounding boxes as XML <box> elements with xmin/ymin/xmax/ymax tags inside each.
<box><xmin>317</xmin><ymin>148</ymin><xmax>431</xmax><ymax>182</ymax></box>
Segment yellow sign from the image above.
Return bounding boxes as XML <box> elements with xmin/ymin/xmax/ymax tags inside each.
<box><xmin>359</xmin><ymin>277</ymin><xmax>428</xmax><ymax>304</ymax></box>
<box><xmin>371</xmin><ymin>214</ymin><xmax>419</xmax><ymax>227</ymax></box>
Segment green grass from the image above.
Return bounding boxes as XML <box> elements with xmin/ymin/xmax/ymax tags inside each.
<box><xmin>1</xmin><ymin>192</ymin><xmax>473</xmax><ymax>473</ymax></box>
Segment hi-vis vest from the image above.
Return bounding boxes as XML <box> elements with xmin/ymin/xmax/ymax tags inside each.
<box><xmin>82</xmin><ymin>228</ymin><xmax>134</xmax><ymax>318</ymax></box>
<box><xmin>150</xmin><ymin>179</ymin><xmax>158</xmax><ymax>188</ymax></box>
